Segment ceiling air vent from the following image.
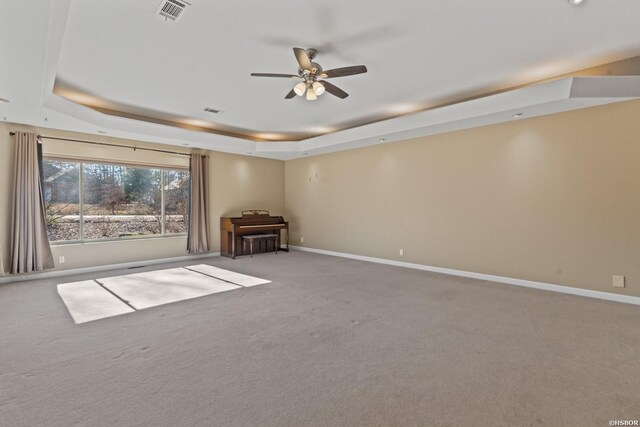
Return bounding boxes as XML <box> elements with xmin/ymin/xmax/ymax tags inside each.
<box><xmin>204</xmin><ymin>107</ymin><xmax>223</xmax><ymax>114</ymax></box>
<box><xmin>157</xmin><ymin>0</ymin><xmax>190</xmax><ymax>21</ymax></box>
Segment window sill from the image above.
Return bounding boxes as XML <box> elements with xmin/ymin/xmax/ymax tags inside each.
<box><xmin>50</xmin><ymin>234</ymin><xmax>187</xmax><ymax>246</ymax></box>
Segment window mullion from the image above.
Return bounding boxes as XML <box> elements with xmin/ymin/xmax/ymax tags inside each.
<box><xmin>79</xmin><ymin>162</ymin><xmax>84</xmax><ymax>240</ymax></box>
<box><xmin>161</xmin><ymin>169</ymin><xmax>165</xmax><ymax>235</ymax></box>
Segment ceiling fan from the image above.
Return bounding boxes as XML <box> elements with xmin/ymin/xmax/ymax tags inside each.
<box><xmin>251</xmin><ymin>47</ymin><xmax>368</xmax><ymax>100</ymax></box>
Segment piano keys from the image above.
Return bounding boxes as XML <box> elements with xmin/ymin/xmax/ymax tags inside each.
<box><xmin>220</xmin><ymin>210</ymin><xmax>289</xmax><ymax>258</ymax></box>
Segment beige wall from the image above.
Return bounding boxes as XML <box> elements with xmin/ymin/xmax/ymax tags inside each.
<box><xmin>0</xmin><ymin>123</ymin><xmax>284</xmax><ymax>273</ymax></box>
<box><xmin>209</xmin><ymin>151</ymin><xmax>285</xmax><ymax>254</ymax></box>
<box><xmin>285</xmin><ymin>100</ymin><xmax>640</xmax><ymax>297</ymax></box>
<box><xmin>2</xmin><ymin>99</ymin><xmax>639</xmax><ymax>297</ymax></box>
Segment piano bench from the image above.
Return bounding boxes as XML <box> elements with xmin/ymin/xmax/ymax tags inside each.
<box><xmin>241</xmin><ymin>233</ymin><xmax>279</xmax><ymax>257</ymax></box>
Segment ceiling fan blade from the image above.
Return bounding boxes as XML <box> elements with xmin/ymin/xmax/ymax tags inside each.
<box><xmin>293</xmin><ymin>47</ymin><xmax>313</xmax><ymax>71</ymax></box>
<box><xmin>321</xmin><ymin>65</ymin><xmax>368</xmax><ymax>79</ymax></box>
<box><xmin>251</xmin><ymin>73</ymin><xmax>299</xmax><ymax>78</ymax></box>
<box><xmin>321</xmin><ymin>81</ymin><xmax>349</xmax><ymax>99</ymax></box>
<box><xmin>285</xmin><ymin>89</ymin><xmax>297</xmax><ymax>99</ymax></box>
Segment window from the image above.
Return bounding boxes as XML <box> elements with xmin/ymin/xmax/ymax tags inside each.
<box><xmin>43</xmin><ymin>161</ymin><xmax>81</xmax><ymax>241</ymax></box>
<box><xmin>44</xmin><ymin>159</ymin><xmax>189</xmax><ymax>242</ymax></box>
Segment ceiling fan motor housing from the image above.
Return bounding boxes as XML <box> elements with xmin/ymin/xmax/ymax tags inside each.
<box><xmin>300</xmin><ymin>62</ymin><xmax>323</xmax><ymax>78</ymax></box>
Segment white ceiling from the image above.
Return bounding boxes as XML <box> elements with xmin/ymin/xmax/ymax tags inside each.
<box><xmin>2</xmin><ymin>0</ymin><xmax>640</xmax><ymax>159</ymax></box>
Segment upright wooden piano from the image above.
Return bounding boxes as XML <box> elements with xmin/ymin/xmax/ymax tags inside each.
<box><xmin>220</xmin><ymin>210</ymin><xmax>289</xmax><ymax>259</ymax></box>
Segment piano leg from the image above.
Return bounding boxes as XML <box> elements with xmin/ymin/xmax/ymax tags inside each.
<box><xmin>231</xmin><ymin>231</ymin><xmax>236</xmax><ymax>259</ymax></box>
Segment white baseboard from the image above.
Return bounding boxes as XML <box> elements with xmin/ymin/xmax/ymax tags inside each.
<box><xmin>290</xmin><ymin>245</ymin><xmax>640</xmax><ymax>306</ymax></box>
<box><xmin>0</xmin><ymin>252</ymin><xmax>220</xmax><ymax>284</ymax></box>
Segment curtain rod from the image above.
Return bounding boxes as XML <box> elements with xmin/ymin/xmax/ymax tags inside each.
<box><xmin>9</xmin><ymin>132</ymin><xmax>193</xmax><ymax>157</ymax></box>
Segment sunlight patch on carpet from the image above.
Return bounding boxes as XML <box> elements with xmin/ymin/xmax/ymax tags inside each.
<box><xmin>186</xmin><ymin>264</ymin><xmax>271</xmax><ymax>287</ymax></box>
<box><xmin>57</xmin><ymin>280</ymin><xmax>134</xmax><ymax>324</ymax></box>
<box><xmin>57</xmin><ymin>266</ymin><xmax>270</xmax><ymax>324</ymax></box>
<box><xmin>99</xmin><ymin>268</ymin><xmax>240</xmax><ymax>310</ymax></box>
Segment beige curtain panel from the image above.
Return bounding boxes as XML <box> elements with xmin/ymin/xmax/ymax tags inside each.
<box><xmin>188</xmin><ymin>153</ymin><xmax>210</xmax><ymax>253</ymax></box>
<box><xmin>10</xmin><ymin>132</ymin><xmax>55</xmax><ymax>274</ymax></box>
<box><xmin>0</xmin><ymin>245</ymin><xmax>4</xmax><ymax>276</ymax></box>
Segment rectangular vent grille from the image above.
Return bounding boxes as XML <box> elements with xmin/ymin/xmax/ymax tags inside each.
<box><xmin>158</xmin><ymin>0</ymin><xmax>189</xmax><ymax>21</ymax></box>
<box><xmin>204</xmin><ymin>107</ymin><xmax>222</xmax><ymax>114</ymax></box>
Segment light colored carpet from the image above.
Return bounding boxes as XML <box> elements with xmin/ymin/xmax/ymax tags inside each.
<box><xmin>1</xmin><ymin>251</ymin><xmax>639</xmax><ymax>426</ymax></box>
<box><xmin>57</xmin><ymin>280</ymin><xmax>134</xmax><ymax>323</ymax></box>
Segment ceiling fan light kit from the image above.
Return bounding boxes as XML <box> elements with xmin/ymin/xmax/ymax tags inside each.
<box><xmin>306</xmin><ymin>87</ymin><xmax>317</xmax><ymax>101</ymax></box>
<box><xmin>313</xmin><ymin>81</ymin><xmax>325</xmax><ymax>96</ymax></box>
<box><xmin>294</xmin><ymin>82</ymin><xmax>307</xmax><ymax>96</ymax></box>
<box><xmin>251</xmin><ymin>47</ymin><xmax>368</xmax><ymax>101</ymax></box>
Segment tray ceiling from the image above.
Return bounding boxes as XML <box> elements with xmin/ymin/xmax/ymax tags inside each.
<box><xmin>2</xmin><ymin>0</ymin><xmax>640</xmax><ymax>158</ymax></box>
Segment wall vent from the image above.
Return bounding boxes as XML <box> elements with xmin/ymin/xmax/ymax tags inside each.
<box><xmin>204</xmin><ymin>107</ymin><xmax>223</xmax><ymax>114</ymax></box>
<box><xmin>157</xmin><ymin>0</ymin><xmax>190</xmax><ymax>21</ymax></box>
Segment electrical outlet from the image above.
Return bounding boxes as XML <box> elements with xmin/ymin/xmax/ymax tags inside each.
<box><xmin>300</xmin><ymin>237</ymin><xmax>304</xmax><ymax>243</ymax></box>
<box><xmin>58</xmin><ymin>256</ymin><xmax>65</xmax><ymax>264</ymax></box>
<box><xmin>399</xmin><ymin>249</ymin><xmax>404</xmax><ymax>256</ymax></box>
<box><xmin>613</xmin><ymin>275</ymin><xmax>625</xmax><ymax>288</ymax></box>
